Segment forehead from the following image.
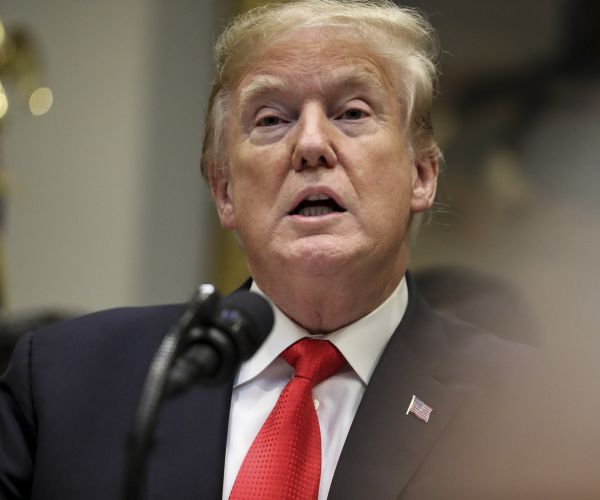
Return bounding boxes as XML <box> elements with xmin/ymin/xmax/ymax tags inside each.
<box><xmin>235</xmin><ymin>27</ymin><xmax>397</xmax><ymax>105</ymax></box>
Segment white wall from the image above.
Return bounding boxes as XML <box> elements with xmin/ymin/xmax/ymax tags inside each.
<box><xmin>0</xmin><ymin>0</ymin><xmax>227</xmax><ymax>312</ymax></box>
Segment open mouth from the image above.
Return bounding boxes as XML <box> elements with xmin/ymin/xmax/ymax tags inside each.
<box><xmin>290</xmin><ymin>193</ymin><xmax>346</xmax><ymax>217</ymax></box>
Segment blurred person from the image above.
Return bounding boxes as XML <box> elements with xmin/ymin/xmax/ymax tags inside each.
<box><xmin>416</xmin><ymin>0</ymin><xmax>600</xmax><ymax>359</ymax></box>
<box><xmin>415</xmin><ymin>266</ymin><xmax>539</xmax><ymax>346</ymax></box>
<box><xmin>1</xmin><ymin>1</ymin><xmax>599</xmax><ymax>499</ymax></box>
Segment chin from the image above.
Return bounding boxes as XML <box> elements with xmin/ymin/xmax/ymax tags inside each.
<box><xmin>279</xmin><ymin>237</ymin><xmax>360</xmax><ymax>278</ymax></box>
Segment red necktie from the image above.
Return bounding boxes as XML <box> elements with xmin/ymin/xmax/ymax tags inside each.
<box><xmin>229</xmin><ymin>338</ymin><xmax>346</xmax><ymax>500</ymax></box>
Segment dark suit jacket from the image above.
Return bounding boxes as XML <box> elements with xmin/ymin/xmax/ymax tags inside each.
<box><xmin>1</xmin><ymin>277</ymin><xmax>599</xmax><ymax>499</ymax></box>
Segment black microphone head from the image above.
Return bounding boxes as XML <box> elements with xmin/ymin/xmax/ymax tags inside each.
<box><xmin>217</xmin><ymin>290</ymin><xmax>274</xmax><ymax>361</ymax></box>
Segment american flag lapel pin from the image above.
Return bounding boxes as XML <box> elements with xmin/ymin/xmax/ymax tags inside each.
<box><xmin>406</xmin><ymin>395</ymin><xmax>433</xmax><ymax>423</ymax></box>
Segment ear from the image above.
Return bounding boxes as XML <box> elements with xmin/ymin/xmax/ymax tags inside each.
<box><xmin>209</xmin><ymin>164</ymin><xmax>237</xmax><ymax>230</ymax></box>
<box><xmin>410</xmin><ymin>156</ymin><xmax>439</xmax><ymax>213</ymax></box>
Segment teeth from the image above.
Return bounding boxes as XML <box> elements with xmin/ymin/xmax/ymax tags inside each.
<box><xmin>299</xmin><ymin>206</ymin><xmax>334</xmax><ymax>217</ymax></box>
<box><xmin>306</xmin><ymin>193</ymin><xmax>330</xmax><ymax>201</ymax></box>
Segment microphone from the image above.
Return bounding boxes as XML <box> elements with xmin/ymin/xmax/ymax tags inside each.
<box><xmin>165</xmin><ymin>290</ymin><xmax>274</xmax><ymax>395</ymax></box>
<box><xmin>123</xmin><ymin>284</ymin><xmax>274</xmax><ymax>500</ymax></box>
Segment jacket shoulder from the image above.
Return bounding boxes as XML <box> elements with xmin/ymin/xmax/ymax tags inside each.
<box><xmin>31</xmin><ymin>303</ymin><xmax>186</xmax><ymax>345</ymax></box>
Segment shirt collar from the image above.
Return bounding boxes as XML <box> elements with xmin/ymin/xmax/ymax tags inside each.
<box><xmin>234</xmin><ymin>276</ymin><xmax>408</xmax><ymax>387</ymax></box>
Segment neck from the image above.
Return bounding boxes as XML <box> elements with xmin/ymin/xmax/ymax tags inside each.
<box><xmin>253</xmin><ymin>257</ymin><xmax>408</xmax><ymax>334</ymax></box>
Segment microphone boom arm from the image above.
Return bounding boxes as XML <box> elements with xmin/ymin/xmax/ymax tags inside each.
<box><xmin>122</xmin><ymin>284</ymin><xmax>220</xmax><ymax>500</ymax></box>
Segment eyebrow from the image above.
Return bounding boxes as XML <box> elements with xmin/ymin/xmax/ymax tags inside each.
<box><xmin>238</xmin><ymin>75</ymin><xmax>288</xmax><ymax>111</ymax></box>
<box><xmin>237</xmin><ymin>65</ymin><xmax>390</xmax><ymax>111</ymax></box>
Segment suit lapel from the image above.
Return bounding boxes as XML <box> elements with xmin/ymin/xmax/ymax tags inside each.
<box><xmin>329</xmin><ymin>282</ymin><xmax>464</xmax><ymax>500</ymax></box>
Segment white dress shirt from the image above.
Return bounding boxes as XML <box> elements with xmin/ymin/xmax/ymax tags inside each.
<box><xmin>222</xmin><ymin>277</ymin><xmax>409</xmax><ymax>500</ymax></box>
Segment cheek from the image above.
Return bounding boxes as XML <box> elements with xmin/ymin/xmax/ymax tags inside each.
<box><xmin>239</xmin><ymin>142</ymin><xmax>290</xmax><ymax>181</ymax></box>
<box><xmin>353</xmin><ymin>139</ymin><xmax>413</xmax><ymax>200</ymax></box>
<box><xmin>228</xmin><ymin>146</ymin><xmax>289</xmax><ymax>217</ymax></box>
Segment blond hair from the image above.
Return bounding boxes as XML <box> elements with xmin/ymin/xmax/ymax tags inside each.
<box><xmin>201</xmin><ymin>0</ymin><xmax>440</xmax><ymax>181</ymax></box>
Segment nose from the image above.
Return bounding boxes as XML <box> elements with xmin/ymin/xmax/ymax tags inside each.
<box><xmin>291</xmin><ymin>105</ymin><xmax>337</xmax><ymax>171</ymax></box>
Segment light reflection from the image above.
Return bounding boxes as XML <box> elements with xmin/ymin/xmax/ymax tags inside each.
<box><xmin>0</xmin><ymin>82</ymin><xmax>8</xmax><ymax>120</ymax></box>
<box><xmin>28</xmin><ymin>86</ymin><xmax>53</xmax><ymax>116</ymax></box>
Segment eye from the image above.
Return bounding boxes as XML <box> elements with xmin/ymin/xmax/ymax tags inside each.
<box><xmin>338</xmin><ymin>107</ymin><xmax>369</xmax><ymax>121</ymax></box>
<box><xmin>255</xmin><ymin>114</ymin><xmax>285</xmax><ymax>127</ymax></box>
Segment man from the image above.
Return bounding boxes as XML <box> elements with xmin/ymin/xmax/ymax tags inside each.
<box><xmin>1</xmin><ymin>1</ymin><xmax>599</xmax><ymax>499</ymax></box>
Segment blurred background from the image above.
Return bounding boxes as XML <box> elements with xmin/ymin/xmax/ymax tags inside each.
<box><xmin>0</xmin><ymin>0</ymin><xmax>598</xmax><ymax>368</ymax></box>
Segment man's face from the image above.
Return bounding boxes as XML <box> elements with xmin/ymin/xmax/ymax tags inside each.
<box><xmin>212</xmin><ymin>29</ymin><xmax>437</xmax><ymax>285</ymax></box>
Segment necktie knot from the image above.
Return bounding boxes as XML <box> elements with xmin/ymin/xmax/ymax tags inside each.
<box><xmin>282</xmin><ymin>338</ymin><xmax>346</xmax><ymax>387</ymax></box>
